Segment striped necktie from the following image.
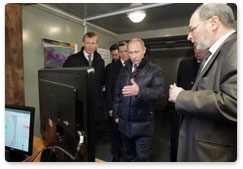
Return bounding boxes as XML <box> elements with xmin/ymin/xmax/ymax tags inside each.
<box><xmin>88</xmin><ymin>55</ymin><xmax>92</xmax><ymax>66</ymax></box>
<box><xmin>132</xmin><ymin>64</ymin><xmax>138</xmax><ymax>77</ymax></box>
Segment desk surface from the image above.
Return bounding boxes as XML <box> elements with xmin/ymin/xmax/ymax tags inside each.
<box><xmin>31</xmin><ymin>136</ymin><xmax>45</xmax><ymax>162</ymax></box>
<box><xmin>30</xmin><ymin>136</ymin><xmax>104</xmax><ymax>162</ymax></box>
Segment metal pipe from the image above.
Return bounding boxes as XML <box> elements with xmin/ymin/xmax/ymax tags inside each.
<box><xmin>38</xmin><ymin>3</ymin><xmax>84</xmax><ymax>23</ymax></box>
<box><xmin>37</xmin><ymin>3</ymin><xmax>118</xmax><ymax>37</ymax></box>
<box><xmin>84</xmin><ymin>3</ymin><xmax>172</xmax><ymax>21</ymax></box>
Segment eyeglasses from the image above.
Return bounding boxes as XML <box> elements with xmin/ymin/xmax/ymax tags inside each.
<box><xmin>189</xmin><ymin>17</ymin><xmax>212</xmax><ymax>33</ymax></box>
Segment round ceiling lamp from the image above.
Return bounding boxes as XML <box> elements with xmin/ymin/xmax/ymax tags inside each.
<box><xmin>127</xmin><ymin>10</ymin><xmax>146</xmax><ymax>23</ymax></box>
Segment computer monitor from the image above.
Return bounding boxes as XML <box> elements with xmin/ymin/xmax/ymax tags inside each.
<box><xmin>5</xmin><ymin>104</ymin><xmax>35</xmax><ymax>162</ymax></box>
<box><xmin>38</xmin><ymin>67</ymin><xmax>95</xmax><ymax>162</ymax></box>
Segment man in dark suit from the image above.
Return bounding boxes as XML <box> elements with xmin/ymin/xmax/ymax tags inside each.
<box><xmin>169</xmin><ymin>3</ymin><xmax>236</xmax><ymax>161</ymax></box>
<box><xmin>177</xmin><ymin>45</ymin><xmax>208</xmax><ymax>90</ymax></box>
<box><xmin>105</xmin><ymin>42</ymin><xmax>129</xmax><ymax>161</ymax></box>
<box><xmin>170</xmin><ymin>45</ymin><xmax>208</xmax><ymax>162</ymax></box>
<box><xmin>105</xmin><ymin>44</ymin><xmax>120</xmax><ymax>78</ymax></box>
<box><xmin>63</xmin><ymin>32</ymin><xmax>105</xmax><ymax>134</ymax></box>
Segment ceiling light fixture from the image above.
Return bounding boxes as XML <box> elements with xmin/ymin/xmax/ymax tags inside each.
<box><xmin>127</xmin><ymin>10</ymin><xmax>146</xmax><ymax>23</ymax></box>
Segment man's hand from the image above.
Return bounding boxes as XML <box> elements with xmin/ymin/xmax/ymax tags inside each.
<box><xmin>168</xmin><ymin>83</ymin><xmax>184</xmax><ymax>103</ymax></box>
<box><xmin>114</xmin><ymin>118</ymin><xmax>119</xmax><ymax>124</ymax></box>
<box><xmin>108</xmin><ymin>110</ymin><xmax>113</xmax><ymax>117</ymax></box>
<box><xmin>122</xmin><ymin>79</ymin><xmax>139</xmax><ymax>97</ymax></box>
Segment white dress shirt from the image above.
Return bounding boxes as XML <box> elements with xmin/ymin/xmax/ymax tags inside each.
<box><xmin>202</xmin><ymin>30</ymin><xmax>236</xmax><ymax>71</ymax></box>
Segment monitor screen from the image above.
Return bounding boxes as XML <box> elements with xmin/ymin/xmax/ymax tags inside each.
<box><xmin>5</xmin><ymin>104</ymin><xmax>35</xmax><ymax>161</ymax></box>
<box><xmin>39</xmin><ymin>79</ymin><xmax>77</xmax><ymax>136</ymax></box>
<box><xmin>38</xmin><ymin>67</ymin><xmax>95</xmax><ymax>161</ymax></box>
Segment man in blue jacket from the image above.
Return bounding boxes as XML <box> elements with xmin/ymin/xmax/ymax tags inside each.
<box><xmin>113</xmin><ymin>38</ymin><xmax>166</xmax><ymax>162</ymax></box>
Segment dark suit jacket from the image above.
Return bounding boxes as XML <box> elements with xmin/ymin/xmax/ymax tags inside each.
<box><xmin>175</xmin><ymin>33</ymin><xmax>237</xmax><ymax>161</ymax></box>
<box><xmin>177</xmin><ymin>57</ymin><xmax>200</xmax><ymax>90</ymax></box>
<box><xmin>105</xmin><ymin>60</ymin><xmax>123</xmax><ymax>111</ymax></box>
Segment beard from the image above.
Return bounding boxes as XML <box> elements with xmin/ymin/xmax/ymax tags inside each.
<box><xmin>196</xmin><ymin>30</ymin><xmax>212</xmax><ymax>50</ymax></box>
<box><xmin>196</xmin><ymin>43</ymin><xmax>208</xmax><ymax>50</ymax></box>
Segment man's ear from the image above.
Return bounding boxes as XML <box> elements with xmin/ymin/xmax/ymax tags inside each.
<box><xmin>210</xmin><ymin>16</ymin><xmax>220</xmax><ymax>31</ymax></box>
<box><xmin>143</xmin><ymin>47</ymin><xmax>146</xmax><ymax>55</ymax></box>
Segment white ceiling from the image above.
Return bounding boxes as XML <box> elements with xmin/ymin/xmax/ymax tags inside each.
<box><xmin>21</xmin><ymin>3</ymin><xmax>237</xmax><ymax>50</ymax></box>
<box><xmin>35</xmin><ymin>3</ymin><xmax>203</xmax><ymax>34</ymax></box>
<box><xmin>39</xmin><ymin>3</ymin><xmax>236</xmax><ymax>35</ymax></box>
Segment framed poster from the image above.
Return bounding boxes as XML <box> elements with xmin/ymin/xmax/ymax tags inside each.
<box><xmin>97</xmin><ymin>48</ymin><xmax>111</xmax><ymax>66</ymax></box>
<box><xmin>42</xmin><ymin>38</ymin><xmax>78</xmax><ymax>68</ymax></box>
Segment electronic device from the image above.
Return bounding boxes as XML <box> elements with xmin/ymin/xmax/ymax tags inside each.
<box><xmin>5</xmin><ymin>104</ymin><xmax>35</xmax><ymax>162</ymax></box>
<box><xmin>38</xmin><ymin>67</ymin><xmax>95</xmax><ymax>162</ymax></box>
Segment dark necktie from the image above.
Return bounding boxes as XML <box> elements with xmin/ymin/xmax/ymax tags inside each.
<box><xmin>196</xmin><ymin>51</ymin><xmax>211</xmax><ymax>78</ymax></box>
<box><xmin>88</xmin><ymin>55</ymin><xmax>92</xmax><ymax>66</ymax></box>
<box><xmin>132</xmin><ymin>64</ymin><xmax>138</xmax><ymax>77</ymax></box>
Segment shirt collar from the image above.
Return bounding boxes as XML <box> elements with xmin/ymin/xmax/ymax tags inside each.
<box><xmin>120</xmin><ymin>59</ymin><xmax>125</xmax><ymax>66</ymax></box>
<box><xmin>83</xmin><ymin>50</ymin><xmax>93</xmax><ymax>60</ymax></box>
<box><xmin>209</xmin><ymin>30</ymin><xmax>236</xmax><ymax>54</ymax></box>
<box><xmin>201</xmin><ymin>30</ymin><xmax>235</xmax><ymax>71</ymax></box>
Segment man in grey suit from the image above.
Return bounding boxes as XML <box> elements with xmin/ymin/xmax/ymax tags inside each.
<box><xmin>168</xmin><ymin>3</ymin><xmax>236</xmax><ymax>162</ymax></box>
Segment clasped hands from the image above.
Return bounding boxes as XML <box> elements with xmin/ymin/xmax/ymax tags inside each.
<box><xmin>122</xmin><ymin>79</ymin><xmax>139</xmax><ymax>97</ymax></box>
<box><xmin>168</xmin><ymin>83</ymin><xmax>184</xmax><ymax>103</ymax></box>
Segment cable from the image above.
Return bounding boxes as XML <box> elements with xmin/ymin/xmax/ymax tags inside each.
<box><xmin>48</xmin><ymin>145</ymin><xmax>77</xmax><ymax>160</ymax></box>
<box><xmin>23</xmin><ymin>131</ymin><xmax>85</xmax><ymax>162</ymax></box>
<box><xmin>23</xmin><ymin>146</ymin><xmax>47</xmax><ymax>162</ymax></box>
<box><xmin>75</xmin><ymin>131</ymin><xmax>84</xmax><ymax>158</ymax></box>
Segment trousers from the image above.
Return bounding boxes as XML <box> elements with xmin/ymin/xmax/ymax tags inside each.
<box><xmin>110</xmin><ymin>118</ymin><xmax>122</xmax><ymax>156</ymax></box>
<box><xmin>121</xmin><ymin>133</ymin><xmax>152</xmax><ymax>162</ymax></box>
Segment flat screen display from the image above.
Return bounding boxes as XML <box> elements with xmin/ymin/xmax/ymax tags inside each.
<box><xmin>5</xmin><ymin>105</ymin><xmax>35</xmax><ymax>157</ymax></box>
<box><xmin>38</xmin><ymin>67</ymin><xmax>95</xmax><ymax>161</ymax></box>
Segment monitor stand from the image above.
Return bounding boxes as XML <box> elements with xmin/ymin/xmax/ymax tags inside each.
<box><xmin>5</xmin><ymin>150</ymin><xmax>26</xmax><ymax>162</ymax></box>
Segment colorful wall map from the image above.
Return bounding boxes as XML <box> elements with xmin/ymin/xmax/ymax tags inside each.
<box><xmin>42</xmin><ymin>38</ymin><xmax>78</xmax><ymax>68</ymax></box>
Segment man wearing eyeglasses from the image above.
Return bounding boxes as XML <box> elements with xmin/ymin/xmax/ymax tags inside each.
<box><xmin>168</xmin><ymin>3</ymin><xmax>236</xmax><ymax>162</ymax></box>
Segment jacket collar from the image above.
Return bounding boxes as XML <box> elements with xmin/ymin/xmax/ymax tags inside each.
<box><xmin>124</xmin><ymin>55</ymin><xmax>148</xmax><ymax>70</ymax></box>
<box><xmin>192</xmin><ymin>32</ymin><xmax>237</xmax><ymax>90</ymax></box>
<box><xmin>80</xmin><ymin>47</ymin><xmax>101</xmax><ymax>63</ymax></box>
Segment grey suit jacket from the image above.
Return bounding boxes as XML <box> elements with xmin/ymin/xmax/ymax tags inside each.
<box><xmin>175</xmin><ymin>32</ymin><xmax>237</xmax><ymax>162</ymax></box>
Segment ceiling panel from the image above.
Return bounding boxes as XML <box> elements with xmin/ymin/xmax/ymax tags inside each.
<box><xmin>46</xmin><ymin>3</ymin><xmax>152</xmax><ymax>20</ymax></box>
<box><xmin>89</xmin><ymin>3</ymin><xmax>202</xmax><ymax>34</ymax></box>
<box><xmin>40</xmin><ymin>3</ymin><xmax>203</xmax><ymax>34</ymax></box>
<box><xmin>25</xmin><ymin>3</ymin><xmax>237</xmax><ymax>35</ymax></box>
